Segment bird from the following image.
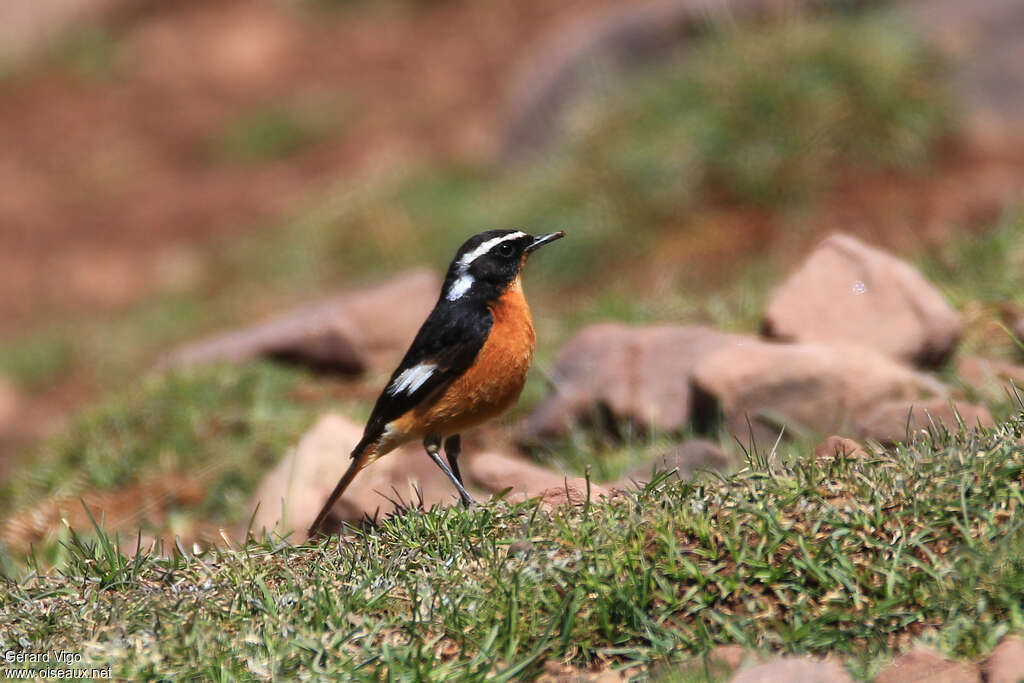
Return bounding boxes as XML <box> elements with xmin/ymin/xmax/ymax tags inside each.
<box><xmin>308</xmin><ymin>229</ymin><xmax>565</xmax><ymax>536</ymax></box>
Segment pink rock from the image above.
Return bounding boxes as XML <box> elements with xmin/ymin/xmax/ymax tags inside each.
<box><xmin>813</xmin><ymin>435</ymin><xmax>869</xmax><ymax>461</ymax></box>
<box><xmin>875</xmin><ymin>648</ymin><xmax>980</xmax><ymax>683</ymax></box>
<box><xmin>249</xmin><ymin>413</ymin><xmax>465</xmax><ymax>541</ymax></box>
<box><xmin>957</xmin><ymin>356</ymin><xmax>1024</xmax><ymax>400</ymax></box>
<box><xmin>729</xmin><ymin>656</ymin><xmax>852</xmax><ymax>683</ymax></box>
<box><xmin>506</xmin><ymin>477</ymin><xmax>610</xmax><ymax>507</ymax></box>
<box><xmin>523</xmin><ymin>324</ymin><xmax>746</xmax><ymax>441</ymax></box>
<box><xmin>856</xmin><ymin>398</ymin><xmax>994</xmax><ymax>444</ymax></box>
<box><xmin>763</xmin><ymin>234</ymin><xmax>961</xmax><ymax>366</ymax></box>
<box><xmin>692</xmin><ymin>340</ymin><xmax>946</xmax><ymax>442</ymax></box>
<box><xmin>467</xmin><ymin>451</ymin><xmax>570</xmax><ymax>497</ymax></box>
<box><xmin>983</xmin><ymin>636</ymin><xmax>1024</xmax><ymax>683</ymax></box>
<box><xmin>160</xmin><ymin>269</ymin><xmax>439</xmax><ymax>374</ymax></box>
<box><xmin>621</xmin><ymin>439</ymin><xmax>729</xmax><ymax>486</ymax></box>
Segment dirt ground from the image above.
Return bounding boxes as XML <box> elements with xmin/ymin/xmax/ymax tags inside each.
<box><xmin>0</xmin><ymin>0</ymin><xmax>622</xmax><ymax>334</ymax></box>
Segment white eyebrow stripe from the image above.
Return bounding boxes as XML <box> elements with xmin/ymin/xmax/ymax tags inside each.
<box><xmin>443</xmin><ymin>231</ymin><xmax>526</xmax><ymax>301</ymax></box>
<box><xmin>388</xmin><ymin>363</ymin><xmax>437</xmax><ymax>396</ymax></box>
<box><xmin>456</xmin><ymin>231</ymin><xmax>527</xmax><ymax>269</ymax></box>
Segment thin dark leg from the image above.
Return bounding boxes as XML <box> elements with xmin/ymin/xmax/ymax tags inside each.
<box><xmin>444</xmin><ymin>434</ymin><xmax>464</xmax><ymax>487</ymax></box>
<box><xmin>424</xmin><ymin>437</ymin><xmax>476</xmax><ymax>508</ymax></box>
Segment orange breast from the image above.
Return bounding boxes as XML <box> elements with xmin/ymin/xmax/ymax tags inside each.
<box><xmin>394</xmin><ymin>278</ymin><xmax>536</xmax><ymax>438</ymax></box>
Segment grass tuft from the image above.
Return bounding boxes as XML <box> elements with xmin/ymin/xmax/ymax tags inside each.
<box><xmin>3</xmin><ymin>416</ymin><xmax>1024</xmax><ymax>679</ymax></box>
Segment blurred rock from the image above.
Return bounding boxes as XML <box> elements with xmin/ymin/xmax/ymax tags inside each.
<box><xmin>763</xmin><ymin>234</ymin><xmax>962</xmax><ymax>367</ymax></box>
<box><xmin>957</xmin><ymin>356</ymin><xmax>1024</xmax><ymax>399</ymax></box>
<box><xmin>621</xmin><ymin>439</ymin><xmax>729</xmax><ymax>486</ymax></box>
<box><xmin>707</xmin><ymin>645</ymin><xmax>749</xmax><ymax>671</ymax></box>
<box><xmin>500</xmin><ymin>0</ymin><xmax>886</xmax><ymax>163</ymax></box>
<box><xmin>856</xmin><ymin>398</ymin><xmax>994</xmax><ymax>444</ymax></box>
<box><xmin>982</xmin><ymin>636</ymin><xmax>1024</xmax><ymax>683</ymax></box>
<box><xmin>729</xmin><ymin>656</ymin><xmax>852</xmax><ymax>683</ymax></box>
<box><xmin>160</xmin><ymin>269</ymin><xmax>438</xmax><ymax>374</ymax></box>
<box><xmin>692</xmin><ymin>341</ymin><xmax>946</xmax><ymax>442</ymax></box>
<box><xmin>523</xmin><ymin>324</ymin><xmax>747</xmax><ymax>442</ymax></box>
<box><xmin>0</xmin><ymin>0</ymin><xmax>133</xmax><ymax>65</ymax></box>
<box><xmin>905</xmin><ymin>0</ymin><xmax>1024</xmax><ymax>151</ymax></box>
<box><xmin>506</xmin><ymin>477</ymin><xmax>611</xmax><ymax>508</ymax></box>
<box><xmin>0</xmin><ymin>375</ymin><xmax>20</xmax><ymax>432</ymax></box>
<box><xmin>813</xmin><ymin>435</ymin><xmax>869</xmax><ymax>461</ymax></box>
<box><xmin>467</xmin><ymin>451</ymin><xmax>571</xmax><ymax>498</ymax></box>
<box><xmin>875</xmin><ymin>648</ymin><xmax>980</xmax><ymax>683</ymax></box>
<box><xmin>249</xmin><ymin>413</ymin><xmax>461</xmax><ymax>541</ymax></box>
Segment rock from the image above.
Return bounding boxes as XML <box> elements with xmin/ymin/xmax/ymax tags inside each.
<box><xmin>622</xmin><ymin>439</ymin><xmax>729</xmax><ymax>486</ymax></box>
<box><xmin>763</xmin><ymin>234</ymin><xmax>962</xmax><ymax>366</ymax></box>
<box><xmin>523</xmin><ymin>324</ymin><xmax>747</xmax><ymax>442</ymax></box>
<box><xmin>0</xmin><ymin>374</ymin><xmax>19</xmax><ymax>430</ymax></box>
<box><xmin>506</xmin><ymin>477</ymin><xmax>611</xmax><ymax>508</ymax></box>
<box><xmin>467</xmin><ymin>451</ymin><xmax>572</xmax><ymax>497</ymax></box>
<box><xmin>499</xmin><ymin>0</ymin><xmax>884</xmax><ymax>163</ymax></box>
<box><xmin>982</xmin><ymin>636</ymin><xmax>1024</xmax><ymax>683</ymax></box>
<box><xmin>856</xmin><ymin>398</ymin><xmax>994</xmax><ymax>443</ymax></box>
<box><xmin>692</xmin><ymin>341</ymin><xmax>946</xmax><ymax>443</ymax></box>
<box><xmin>813</xmin><ymin>435</ymin><xmax>870</xmax><ymax>461</ymax></box>
<box><xmin>875</xmin><ymin>648</ymin><xmax>980</xmax><ymax>683</ymax></box>
<box><xmin>160</xmin><ymin>269</ymin><xmax>439</xmax><ymax>374</ymax></box>
<box><xmin>729</xmin><ymin>656</ymin><xmax>852</xmax><ymax>683</ymax></box>
<box><xmin>905</xmin><ymin>0</ymin><xmax>1024</xmax><ymax>150</ymax></box>
<box><xmin>957</xmin><ymin>356</ymin><xmax>1024</xmax><ymax>400</ymax></box>
<box><xmin>249</xmin><ymin>413</ymin><xmax>464</xmax><ymax>541</ymax></box>
<box><xmin>707</xmin><ymin>645</ymin><xmax>749</xmax><ymax>670</ymax></box>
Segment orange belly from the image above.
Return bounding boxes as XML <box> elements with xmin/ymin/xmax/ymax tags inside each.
<box><xmin>393</xmin><ymin>279</ymin><xmax>536</xmax><ymax>438</ymax></box>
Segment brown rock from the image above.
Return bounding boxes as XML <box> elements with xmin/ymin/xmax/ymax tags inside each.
<box><xmin>692</xmin><ymin>341</ymin><xmax>946</xmax><ymax>442</ymax></box>
<box><xmin>983</xmin><ymin>636</ymin><xmax>1024</xmax><ymax>683</ymax></box>
<box><xmin>957</xmin><ymin>356</ymin><xmax>1024</xmax><ymax>400</ymax></box>
<box><xmin>875</xmin><ymin>648</ymin><xmax>980</xmax><ymax>683</ymax></box>
<box><xmin>763</xmin><ymin>234</ymin><xmax>962</xmax><ymax>366</ymax></box>
<box><xmin>467</xmin><ymin>451</ymin><xmax>571</xmax><ymax>497</ymax></box>
<box><xmin>856</xmin><ymin>398</ymin><xmax>995</xmax><ymax>444</ymax></box>
<box><xmin>729</xmin><ymin>656</ymin><xmax>852</xmax><ymax>683</ymax></box>
<box><xmin>523</xmin><ymin>324</ymin><xmax>746</xmax><ymax>442</ymax></box>
<box><xmin>622</xmin><ymin>439</ymin><xmax>729</xmax><ymax>486</ymax></box>
<box><xmin>0</xmin><ymin>375</ymin><xmax>20</xmax><ymax>431</ymax></box>
<box><xmin>813</xmin><ymin>435</ymin><xmax>869</xmax><ymax>461</ymax></box>
<box><xmin>707</xmin><ymin>645</ymin><xmax>749</xmax><ymax>670</ymax></box>
<box><xmin>507</xmin><ymin>477</ymin><xmax>610</xmax><ymax>508</ymax></box>
<box><xmin>160</xmin><ymin>269</ymin><xmax>439</xmax><ymax>374</ymax></box>
<box><xmin>249</xmin><ymin>413</ymin><xmax>464</xmax><ymax>541</ymax></box>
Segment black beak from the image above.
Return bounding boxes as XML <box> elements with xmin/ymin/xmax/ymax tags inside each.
<box><xmin>526</xmin><ymin>231</ymin><xmax>565</xmax><ymax>253</ymax></box>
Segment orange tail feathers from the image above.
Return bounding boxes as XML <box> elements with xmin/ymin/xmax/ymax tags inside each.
<box><xmin>307</xmin><ymin>443</ymin><xmax>376</xmax><ymax>538</ymax></box>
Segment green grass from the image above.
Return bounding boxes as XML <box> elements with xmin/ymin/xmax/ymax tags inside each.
<box><xmin>0</xmin><ymin>363</ymin><xmax>338</xmax><ymax>567</ymax></box>
<box><xmin>209</xmin><ymin>100</ymin><xmax>347</xmax><ymax>164</ymax></box>
<box><xmin>3</xmin><ymin>417</ymin><xmax>1023</xmax><ymax>680</ymax></box>
<box><xmin>48</xmin><ymin>23</ymin><xmax>123</xmax><ymax>81</ymax></box>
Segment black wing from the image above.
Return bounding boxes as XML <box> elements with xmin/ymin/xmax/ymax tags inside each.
<box><xmin>352</xmin><ymin>301</ymin><xmax>493</xmax><ymax>457</ymax></box>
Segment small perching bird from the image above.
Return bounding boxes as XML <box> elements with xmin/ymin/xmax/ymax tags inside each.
<box><xmin>308</xmin><ymin>229</ymin><xmax>565</xmax><ymax>536</ymax></box>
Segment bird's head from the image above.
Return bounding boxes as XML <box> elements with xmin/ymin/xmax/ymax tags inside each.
<box><xmin>442</xmin><ymin>229</ymin><xmax>565</xmax><ymax>302</ymax></box>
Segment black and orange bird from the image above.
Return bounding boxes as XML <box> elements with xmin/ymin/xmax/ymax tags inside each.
<box><xmin>308</xmin><ymin>229</ymin><xmax>565</xmax><ymax>536</ymax></box>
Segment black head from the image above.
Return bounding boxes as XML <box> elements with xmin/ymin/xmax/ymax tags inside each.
<box><xmin>441</xmin><ymin>229</ymin><xmax>565</xmax><ymax>302</ymax></box>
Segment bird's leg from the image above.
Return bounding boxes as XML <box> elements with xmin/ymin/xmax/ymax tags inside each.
<box><xmin>424</xmin><ymin>436</ymin><xmax>476</xmax><ymax>508</ymax></box>
<box><xmin>443</xmin><ymin>434</ymin><xmax>465</xmax><ymax>487</ymax></box>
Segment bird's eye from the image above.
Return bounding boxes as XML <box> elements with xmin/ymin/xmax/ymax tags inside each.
<box><xmin>496</xmin><ymin>243</ymin><xmax>516</xmax><ymax>258</ymax></box>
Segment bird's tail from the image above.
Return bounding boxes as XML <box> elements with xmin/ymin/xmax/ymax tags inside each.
<box><xmin>307</xmin><ymin>442</ymin><xmax>377</xmax><ymax>538</ymax></box>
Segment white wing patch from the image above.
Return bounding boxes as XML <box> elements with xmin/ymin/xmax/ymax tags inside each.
<box><xmin>388</xmin><ymin>362</ymin><xmax>437</xmax><ymax>396</ymax></box>
<box><xmin>444</xmin><ymin>231</ymin><xmax>526</xmax><ymax>301</ymax></box>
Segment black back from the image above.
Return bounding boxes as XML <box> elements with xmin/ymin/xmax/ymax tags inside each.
<box><xmin>351</xmin><ymin>230</ymin><xmax>537</xmax><ymax>457</ymax></box>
